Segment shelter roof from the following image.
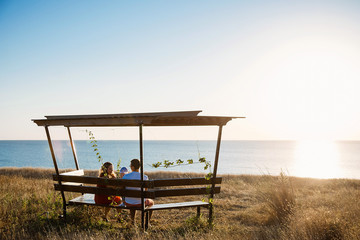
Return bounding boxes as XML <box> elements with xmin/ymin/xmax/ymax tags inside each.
<box><xmin>32</xmin><ymin>110</ymin><xmax>244</xmax><ymax>127</ymax></box>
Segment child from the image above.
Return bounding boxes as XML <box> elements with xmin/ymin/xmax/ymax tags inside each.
<box><xmin>119</xmin><ymin>167</ymin><xmax>128</xmax><ymax>178</ymax></box>
<box><xmin>118</xmin><ymin>167</ymin><xmax>129</xmax><ymax>205</ymax></box>
<box><xmin>94</xmin><ymin>162</ymin><xmax>122</xmax><ymax>221</ymax></box>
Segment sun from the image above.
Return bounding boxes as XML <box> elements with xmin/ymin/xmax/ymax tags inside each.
<box><xmin>292</xmin><ymin>140</ymin><xmax>341</xmax><ymax>179</ymax></box>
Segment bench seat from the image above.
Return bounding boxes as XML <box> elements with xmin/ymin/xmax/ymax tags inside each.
<box><xmin>69</xmin><ymin>194</ymin><xmax>210</xmax><ymax>212</ymax></box>
<box><xmin>147</xmin><ymin>201</ymin><xmax>209</xmax><ymax>211</ymax></box>
<box><xmin>68</xmin><ymin>193</ymin><xmax>139</xmax><ymax>208</ymax></box>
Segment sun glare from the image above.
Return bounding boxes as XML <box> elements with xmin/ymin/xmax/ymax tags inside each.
<box><xmin>292</xmin><ymin>140</ymin><xmax>341</xmax><ymax>179</ymax></box>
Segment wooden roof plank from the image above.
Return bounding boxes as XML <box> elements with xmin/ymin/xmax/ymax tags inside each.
<box><xmin>44</xmin><ymin>110</ymin><xmax>202</xmax><ymax>120</ymax></box>
<box><xmin>32</xmin><ymin>112</ymin><xmax>244</xmax><ymax>127</ymax></box>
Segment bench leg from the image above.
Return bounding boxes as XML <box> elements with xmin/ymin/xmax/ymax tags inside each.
<box><xmin>59</xmin><ymin>203</ymin><xmax>67</xmax><ymax>222</ymax></box>
<box><xmin>197</xmin><ymin>206</ymin><xmax>201</xmax><ymax>218</ymax></box>
<box><xmin>145</xmin><ymin>212</ymin><xmax>149</xmax><ymax>230</ymax></box>
<box><xmin>63</xmin><ymin>205</ymin><xmax>67</xmax><ymax>221</ymax></box>
<box><xmin>208</xmin><ymin>203</ymin><xmax>213</xmax><ymax>226</ymax></box>
<box><xmin>141</xmin><ymin>210</ymin><xmax>145</xmax><ymax>230</ymax></box>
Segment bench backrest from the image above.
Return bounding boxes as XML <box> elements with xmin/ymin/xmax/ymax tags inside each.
<box><xmin>53</xmin><ymin>170</ymin><xmax>222</xmax><ymax>199</ymax></box>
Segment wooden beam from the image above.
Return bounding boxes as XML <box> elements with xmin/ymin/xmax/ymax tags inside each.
<box><xmin>53</xmin><ymin>175</ymin><xmax>152</xmax><ymax>188</ymax></box>
<box><xmin>67</xmin><ymin>127</ymin><xmax>80</xmax><ymax>170</ymax></box>
<box><xmin>54</xmin><ymin>184</ymin><xmax>155</xmax><ymax>199</ymax></box>
<box><xmin>139</xmin><ymin>123</ymin><xmax>145</xmax><ymax>230</ymax></box>
<box><xmin>45</xmin><ymin>126</ymin><xmax>60</xmax><ymax>175</ymax></box>
<box><xmin>153</xmin><ymin>177</ymin><xmax>222</xmax><ymax>187</ymax></box>
<box><xmin>209</xmin><ymin>125</ymin><xmax>223</xmax><ymax>222</ymax></box>
<box><xmin>145</xmin><ymin>201</ymin><xmax>209</xmax><ymax>211</ymax></box>
<box><xmin>32</xmin><ymin>116</ymin><xmax>240</xmax><ymax>127</ymax></box>
<box><xmin>45</xmin><ymin>110</ymin><xmax>202</xmax><ymax>120</ymax></box>
<box><xmin>153</xmin><ymin>187</ymin><xmax>221</xmax><ymax>198</ymax></box>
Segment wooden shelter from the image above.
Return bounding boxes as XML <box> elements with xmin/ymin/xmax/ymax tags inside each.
<box><xmin>32</xmin><ymin>110</ymin><xmax>243</xmax><ymax>228</ymax></box>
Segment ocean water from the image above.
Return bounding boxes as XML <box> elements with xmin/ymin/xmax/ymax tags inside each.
<box><xmin>0</xmin><ymin>140</ymin><xmax>359</xmax><ymax>179</ymax></box>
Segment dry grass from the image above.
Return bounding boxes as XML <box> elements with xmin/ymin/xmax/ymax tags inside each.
<box><xmin>1</xmin><ymin>167</ymin><xmax>360</xmax><ymax>239</ymax></box>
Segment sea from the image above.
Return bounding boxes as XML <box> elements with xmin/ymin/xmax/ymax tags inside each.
<box><xmin>0</xmin><ymin>140</ymin><xmax>359</xmax><ymax>179</ymax></box>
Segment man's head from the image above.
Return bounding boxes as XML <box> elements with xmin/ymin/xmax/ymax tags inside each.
<box><xmin>130</xmin><ymin>159</ymin><xmax>141</xmax><ymax>171</ymax></box>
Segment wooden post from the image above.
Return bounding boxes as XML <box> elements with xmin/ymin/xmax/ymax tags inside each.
<box><xmin>45</xmin><ymin>126</ymin><xmax>60</xmax><ymax>175</ymax></box>
<box><xmin>67</xmin><ymin>127</ymin><xmax>79</xmax><ymax>170</ymax></box>
<box><xmin>45</xmin><ymin>126</ymin><xmax>67</xmax><ymax>220</ymax></box>
<box><xmin>139</xmin><ymin>123</ymin><xmax>145</xmax><ymax>230</ymax></box>
<box><xmin>209</xmin><ymin>125</ymin><xmax>223</xmax><ymax>224</ymax></box>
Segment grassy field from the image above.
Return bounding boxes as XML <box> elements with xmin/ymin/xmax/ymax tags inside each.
<box><xmin>0</xmin><ymin>168</ymin><xmax>360</xmax><ymax>240</ymax></box>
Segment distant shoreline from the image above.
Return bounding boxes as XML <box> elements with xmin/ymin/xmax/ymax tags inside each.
<box><xmin>1</xmin><ymin>166</ymin><xmax>359</xmax><ymax>181</ymax></box>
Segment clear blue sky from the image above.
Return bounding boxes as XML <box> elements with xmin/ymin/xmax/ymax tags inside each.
<box><xmin>1</xmin><ymin>0</ymin><xmax>360</xmax><ymax>140</ymax></box>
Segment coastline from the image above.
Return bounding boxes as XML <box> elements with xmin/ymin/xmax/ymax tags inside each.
<box><xmin>1</xmin><ymin>166</ymin><xmax>360</xmax><ymax>180</ymax></box>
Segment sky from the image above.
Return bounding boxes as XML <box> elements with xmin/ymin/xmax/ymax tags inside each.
<box><xmin>1</xmin><ymin>0</ymin><xmax>360</xmax><ymax>140</ymax></box>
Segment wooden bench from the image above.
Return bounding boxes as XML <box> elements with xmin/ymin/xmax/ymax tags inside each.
<box><xmin>53</xmin><ymin>169</ymin><xmax>222</xmax><ymax>229</ymax></box>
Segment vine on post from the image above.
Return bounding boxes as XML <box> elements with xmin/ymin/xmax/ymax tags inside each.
<box><xmin>151</xmin><ymin>157</ymin><xmax>211</xmax><ymax>170</ymax></box>
<box><xmin>86</xmin><ymin>130</ymin><xmax>122</xmax><ymax>177</ymax></box>
<box><xmin>86</xmin><ymin>130</ymin><xmax>103</xmax><ymax>163</ymax></box>
<box><xmin>86</xmin><ymin>130</ymin><xmax>123</xmax><ymax>208</ymax></box>
<box><xmin>86</xmin><ymin>130</ymin><xmax>108</xmax><ymax>178</ymax></box>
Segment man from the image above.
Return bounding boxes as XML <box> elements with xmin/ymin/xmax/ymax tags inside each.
<box><xmin>122</xmin><ymin>159</ymin><xmax>154</xmax><ymax>225</ymax></box>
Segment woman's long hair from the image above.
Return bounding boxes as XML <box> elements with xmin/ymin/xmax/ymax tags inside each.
<box><xmin>99</xmin><ymin>162</ymin><xmax>116</xmax><ymax>178</ymax></box>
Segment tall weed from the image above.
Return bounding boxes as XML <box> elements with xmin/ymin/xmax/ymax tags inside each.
<box><xmin>257</xmin><ymin>172</ymin><xmax>295</xmax><ymax>225</ymax></box>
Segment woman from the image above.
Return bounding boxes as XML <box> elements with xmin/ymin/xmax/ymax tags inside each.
<box><xmin>94</xmin><ymin>162</ymin><xmax>122</xmax><ymax>221</ymax></box>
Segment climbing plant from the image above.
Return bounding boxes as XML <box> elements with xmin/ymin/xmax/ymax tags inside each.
<box><xmin>151</xmin><ymin>157</ymin><xmax>211</xmax><ymax>171</ymax></box>
<box><xmin>86</xmin><ymin>130</ymin><xmax>103</xmax><ymax>164</ymax></box>
<box><xmin>86</xmin><ymin>130</ymin><xmax>121</xmax><ymax>177</ymax></box>
<box><xmin>86</xmin><ymin>130</ymin><xmax>123</xmax><ymax>207</ymax></box>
